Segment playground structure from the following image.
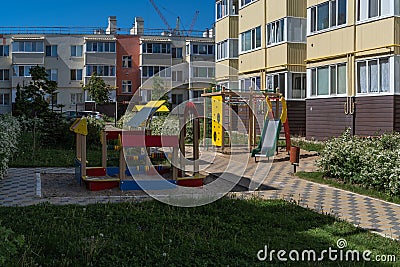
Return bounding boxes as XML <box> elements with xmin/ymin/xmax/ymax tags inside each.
<box><xmin>70</xmin><ymin>101</ymin><xmax>205</xmax><ymax>191</ymax></box>
<box><xmin>201</xmin><ymin>87</ymin><xmax>291</xmax><ymax>156</ymax></box>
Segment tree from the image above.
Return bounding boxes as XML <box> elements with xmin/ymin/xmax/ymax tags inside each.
<box><xmin>82</xmin><ymin>73</ymin><xmax>112</xmax><ymax>105</ymax></box>
<box><xmin>14</xmin><ymin>66</ymin><xmax>57</xmax><ymax>118</ymax></box>
<box><xmin>151</xmin><ymin>76</ymin><xmax>171</xmax><ymax>110</ymax></box>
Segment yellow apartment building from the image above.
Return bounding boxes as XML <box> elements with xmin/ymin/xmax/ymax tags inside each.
<box><xmin>214</xmin><ymin>0</ymin><xmax>308</xmax><ymax>135</ymax></box>
<box><xmin>306</xmin><ymin>0</ymin><xmax>400</xmax><ymax>139</ymax></box>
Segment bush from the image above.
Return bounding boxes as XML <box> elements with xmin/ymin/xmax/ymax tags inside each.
<box><xmin>0</xmin><ymin>115</ymin><xmax>21</xmax><ymax>179</ymax></box>
<box><xmin>0</xmin><ymin>223</ymin><xmax>25</xmax><ymax>266</ymax></box>
<box><xmin>317</xmin><ymin>129</ymin><xmax>400</xmax><ymax>196</ymax></box>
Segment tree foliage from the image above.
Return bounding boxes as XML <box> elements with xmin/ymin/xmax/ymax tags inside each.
<box><xmin>14</xmin><ymin>66</ymin><xmax>57</xmax><ymax>118</ymax></box>
<box><xmin>82</xmin><ymin>73</ymin><xmax>112</xmax><ymax>104</ymax></box>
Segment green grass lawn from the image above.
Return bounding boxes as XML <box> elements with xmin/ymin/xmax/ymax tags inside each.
<box><xmin>0</xmin><ymin>198</ymin><xmax>399</xmax><ymax>266</ymax></box>
<box><xmin>296</xmin><ymin>172</ymin><xmax>400</xmax><ymax>205</ymax></box>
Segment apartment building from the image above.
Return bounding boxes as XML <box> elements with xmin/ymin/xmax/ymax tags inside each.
<box><xmin>306</xmin><ymin>0</ymin><xmax>400</xmax><ymax>139</ymax></box>
<box><xmin>214</xmin><ymin>0</ymin><xmax>307</xmax><ymax>135</ymax></box>
<box><xmin>138</xmin><ymin>20</ymin><xmax>215</xmax><ymax>108</ymax></box>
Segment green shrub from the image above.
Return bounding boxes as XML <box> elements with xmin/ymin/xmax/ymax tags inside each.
<box><xmin>0</xmin><ymin>223</ymin><xmax>25</xmax><ymax>266</ymax></box>
<box><xmin>317</xmin><ymin>129</ymin><xmax>400</xmax><ymax>196</ymax></box>
<box><xmin>0</xmin><ymin>115</ymin><xmax>21</xmax><ymax>179</ymax></box>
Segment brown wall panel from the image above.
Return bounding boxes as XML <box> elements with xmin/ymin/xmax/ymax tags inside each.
<box><xmin>287</xmin><ymin>100</ymin><xmax>306</xmax><ymax>136</ymax></box>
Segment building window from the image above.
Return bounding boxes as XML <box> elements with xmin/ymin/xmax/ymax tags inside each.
<box><xmin>239</xmin><ymin>0</ymin><xmax>256</xmax><ymax>8</ymax></box>
<box><xmin>357</xmin><ymin>57</ymin><xmax>390</xmax><ymax>94</ymax></box>
<box><xmin>142</xmin><ymin>43</ymin><xmax>171</xmax><ymax>54</ymax></box>
<box><xmin>172</xmin><ymin>71</ymin><xmax>183</xmax><ymax>82</ymax></box>
<box><xmin>192</xmin><ymin>67</ymin><xmax>215</xmax><ymax>78</ymax></box>
<box><xmin>13</xmin><ymin>66</ymin><xmax>33</xmax><ymax>77</ymax></box>
<box><xmin>172</xmin><ymin>47</ymin><xmax>183</xmax><ymax>58</ymax></box>
<box><xmin>86</xmin><ymin>42</ymin><xmax>116</xmax><ymax>52</ymax></box>
<box><xmin>70</xmin><ymin>93</ymin><xmax>83</xmax><ymax>105</ymax></box>
<box><xmin>122</xmin><ymin>80</ymin><xmax>132</xmax><ymax>93</ymax></box>
<box><xmin>45</xmin><ymin>45</ymin><xmax>57</xmax><ymax>57</ymax></box>
<box><xmin>216</xmin><ymin>40</ymin><xmax>228</xmax><ymax>60</ymax></box>
<box><xmin>71</xmin><ymin>45</ymin><xmax>83</xmax><ymax>57</ymax></box>
<box><xmin>240</xmin><ymin>76</ymin><xmax>261</xmax><ymax>92</ymax></box>
<box><xmin>240</xmin><ymin>26</ymin><xmax>261</xmax><ymax>53</ymax></box>
<box><xmin>309</xmin><ymin>0</ymin><xmax>347</xmax><ymax>33</ymax></box>
<box><xmin>310</xmin><ymin>63</ymin><xmax>347</xmax><ymax>96</ymax></box>
<box><xmin>267</xmin><ymin>19</ymin><xmax>285</xmax><ymax>45</ymax></box>
<box><xmin>46</xmin><ymin>69</ymin><xmax>58</xmax><ymax>81</ymax></box>
<box><xmin>0</xmin><ymin>93</ymin><xmax>10</xmax><ymax>106</ymax></box>
<box><xmin>191</xmin><ymin>44</ymin><xmax>214</xmax><ymax>55</ymax></box>
<box><xmin>267</xmin><ymin>18</ymin><xmax>306</xmax><ymax>45</ymax></box>
<box><xmin>142</xmin><ymin>66</ymin><xmax>171</xmax><ymax>78</ymax></box>
<box><xmin>171</xmin><ymin>94</ymin><xmax>183</xmax><ymax>105</ymax></box>
<box><xmin>70</xmin><ymin>69</ymin><xmax>83</xmax><ymax>81</ymax></box>
<box><xmin>0</xmin><ymin>69</ymin><xmax>10</xmax><ymax>81</ymax></box>
<box><xmin>357</xmin><ymin>0</ymin><xmax>392</xmax><ymax>20</ymax></box>
<box><xmin>291</xmin><ymin>73</ymin><xmax>307</xmax><ymax>99</ymax></box>
<box><xmin>266</xmin><ymin>74</ymin><xmax>285</xmax><ymax>95</ymax></box>
<box><xmin>12</xmin><ymin>41</ymin><xmax>44</xmax><ymax>52</ymax></box>
<box><xmin>216</xmin><ymin>0</ymin><xmax>228</xmax><ymax>19</ymax></box>
<box><xmin>122</xmin><ymin>56</ymin><xmax>132</xmax><ymax>68</ymax></box>
<box><xmin>86</xmin><ymin>65</ymin><xmax>116</xmax><ymax>76</ymax></box>
<box><xmin>0</xmin><ymin>45</ymin><xmax>9</xmax><ymax>57</ymax></box>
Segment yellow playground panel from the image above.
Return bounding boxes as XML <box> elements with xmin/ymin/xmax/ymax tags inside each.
<box><xmin>212</xmin><ymin>95</ymin><xmax>223</xmax><ymax>147</ymax></box>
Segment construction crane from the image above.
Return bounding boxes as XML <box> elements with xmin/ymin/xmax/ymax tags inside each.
<box><xmin>148</xmin><ymin>0</ymin><xmax>174</xmax><ymax>33</ymax></box>
<box><xmin>188</xmin><ymin>11</ymin><xmax>199</xmax><ymax>35</ymax></box>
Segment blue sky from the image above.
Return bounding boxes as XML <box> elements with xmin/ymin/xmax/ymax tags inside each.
<box><xmin>1</xmin><ymin>0</ymin><xmax>215</xmax><ymax>32</ymax></box>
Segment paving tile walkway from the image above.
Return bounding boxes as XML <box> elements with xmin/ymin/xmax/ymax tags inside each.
<box><xmin>1</xmin><ymin>151</ymin><xmax>400</xmax><ymax>240</ymax></box>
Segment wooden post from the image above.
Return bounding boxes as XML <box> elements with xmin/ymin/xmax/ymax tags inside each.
<box><xmin>76</xmin><ymin>133</ymin><xmax>82</xmax><ymax>160</ymax></box>
<box><xmin>221</xmin><ymin>94</ymin><xmax>225</xmax><ymax>152</ymax></box>
<box><xmin>101</xmin><ymin>131</ymin><xmax>107</xmax><ymax>168</ymax></box>
<box><xmin>119</xmin><ymin>146</ymin><xmax>126</xmax><ymax>181</ymax></box>
<box><xmin>193</xmin><ymin>118</ymin><xmax>200</xmax><ymax>174</ymax></box>
<box><xmin>172</xmin><ymin>147</ymin><xmax>178</xmax><ymax>180</ymax></box>
<box><xmin>179</xmin><ymin>117</ymin><xmax>186</xmax><ymax>177</ymax></box>
<box><xmin>81</xmin><ymin>134</ymin><xmax>87</xmax><ymax>177</ymax></box>
<box><xmin>248</xmin><ymin>95</ymin><xmax>254</xmax><ymax>151</ymax></box>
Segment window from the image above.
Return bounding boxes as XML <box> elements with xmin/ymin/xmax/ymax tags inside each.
<box><xmin>70</xmin><ymin>93</ymin><xmax>83</xmax><ymax>105</ymax></box>
<box><xmin>142</xmin><ymin>43</ymin><xmax>171</xmax><ymax>54</ymax></box>
<box><xmin>86</xmin><ymin>65</ymin><xmax>116</xmax><ymax>76</ymax></box>
<box><xmin>192</xmin><ymin>67</ymin><xmax>215</xmax><ymax>78</ymax></box>
<box><xmin>70</xmin><ymin>69</ymin><xmax>83</xmax><ymax>80</ymax></box>
<box><xmin>86</xmin><ymin>42</ymin><xmax>116</xmax><ymax>52</ymax></box>
<box><xmin>0</xmin><ymin>69</ymin><xmax>9</xmax><ymax>81</ymax></box>
<box><xmin>241</xmin><ymin>76</ymin><xmax>261</xmax><ymax>91</ymax></box>
<box><xmin>12</xmin><ymin>41</ymin><xmax>44</xmax><ymax>52</ymax></box>
<box><xmin>309</xmin><ymin>0</ymin><xmax>347</xmax><ymax>33</ymax></box>
<box><xmin>71</xmin><ymin>45</ymin><xmax>83</xmax><ymax>57</ymax></box>
<box><xmin>216</xmin><ymin>0</ymin><xmax>228</xmax><ymax>19</ymax></box>
<box><xmin>172</xmin><ymin>71</ymin><xmax>183</xmax><ymax>82</ymax></box>
<box><xmin>267</xmin><ymin>19</ymin><xmax>285</xmax><ymax>45</ymax></box>
<box><xmin>45</xmin><ymin>45</ymin><xmax>57</xmax><ymax>57</ymax></box>
<box><xmin>266</xmin><ymin>74</ymin><xmax>285</xmax><ymax>95</ymax></box>
<box><xmin>122</xmin><ymin>56</ymin><xmax>132</xmax><ymax>68</ymax></box>
<box><xmin>240</xmin><ymin>26</ymin><xmax>261</xmax><ymax>52</ymax></box>
<box><xmin>357</xmin><ymin>0</ymin><xmax>392</xmax><ymax>20</ymax></box>
<box><xmin>172</xmin><ymin>47</ymin><xmax>183</xmax><ymax>58</ymax></box>
<box><xmin>142</xmin><ymin>66</ymin><xmax>171</xmax><ymax>78</ymax></box>
<box><xmin>267</xmin><ymin>17</ymin><xmax>306</xmax><ymax>45</ymax></box>
<box><xmin>122</xmin><ymin>80</ymin><xmax>132</xmax><ymax>93</ymax></box>
<box><xmin>190</xmin><ymin>44</ymin><xmax>214</xmax><ymax>55</ymax></box>
<box><xmin>0</xmin><ymin>45</ymin><xmax>9</xmax><ymax>57</ymax></box>
<box><xmin>357</xmin><ymin>57</ymin><xmax>390</xmax><ymax>94</ymax></box>
<box><xmin>240</xmin><ymin>0</ymin><xmax>256</xmax><ymax>8</ymax></box>
<box><xmin>13</xmin><ymin>65</ymin><xmax>33</xmax><ymax>77</ymax></box>
<box><xmin>291</xmin><ymin>73</ymin><xmax>306</xmax><ymax>99</ymax></box>
<box><xmin>172</xmin><ymin>94</ymin><xmax>183</xmax><ymax>105</ymax></box>
<box><xmin>46</xmin><ymin>69</ymin><xmax>58</xmax><ymax>81</ymax></box>
<box><xmin>0</xmin><ymin>93</ymin><xmax>10</xmax><ymax>106</ymax></box>
<box><xmin>216</xmin><ymin>40</ymin><xmax>228</xmax><ymax>60</ymax></box>
<box><xmin>310</xmin><ymin>63</ymin><xmax>347</xmax><ymax>96</ymax></box>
